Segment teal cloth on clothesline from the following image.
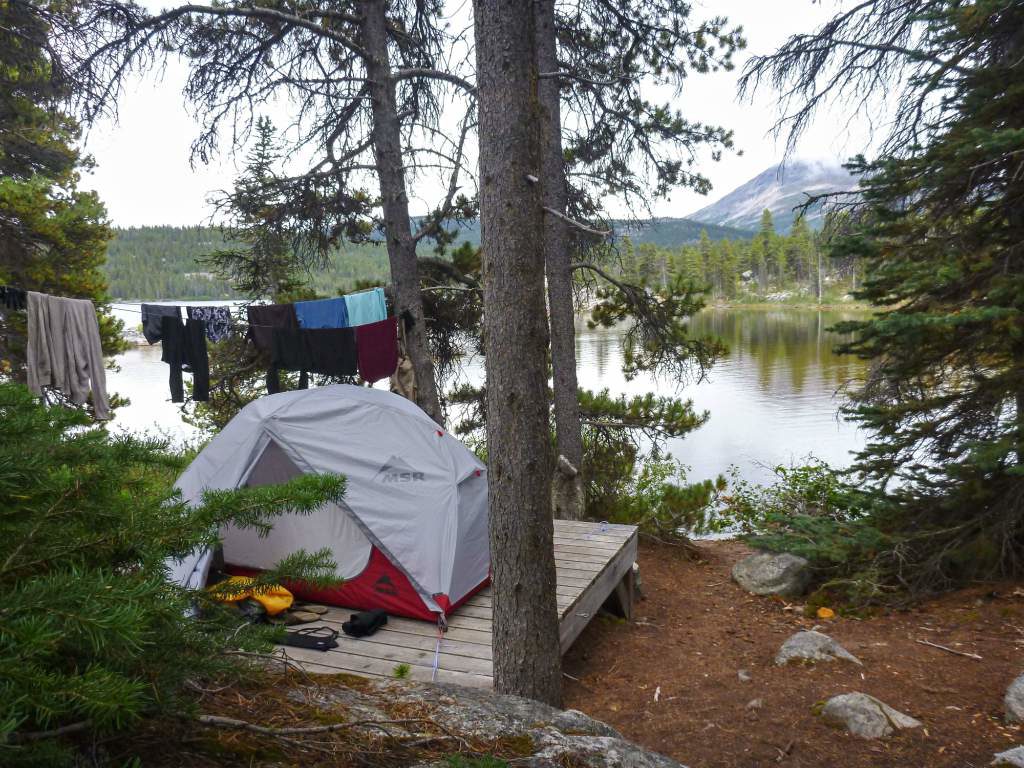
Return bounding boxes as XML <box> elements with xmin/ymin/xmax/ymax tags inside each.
<box><xmin>343</xmin><ymin>287</ymin><xmax>387</xmax><ymax>327</ymax></box>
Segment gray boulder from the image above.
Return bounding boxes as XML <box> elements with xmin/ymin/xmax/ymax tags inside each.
<box><xmin>731</xmin><ymin>552</ymin><xmax>810</xmax><ymax>597</ymax></box>
<box><xmin>775</xmin><ymin>630</ymin><xmax>862</xmax><ymax>666</ymax></box>
<box><xmin>1006</xmin><ymin>674</ymin><xmax>1024</xmax><ymax>722</ymax></box>
<box><xmin>300</xmin><ymin>679</ymin><xmax>685</xmax><ymax>767</ymax></box>
<box><xmin>526</xmin><ymin>726</ymin><xmax>683</xmax><ymax>768</ymax></box>
<box><xmin>994</xmin><ymin>747</ymin><xmax>1024</xmax><ymax>767</ymax></box>
<box><xmin>819</xmin><ymin>692</ymin><xmax>921</xmax><ymax>739</ymax></box>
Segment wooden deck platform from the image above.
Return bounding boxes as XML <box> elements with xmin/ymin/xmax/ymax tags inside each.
<box><xmin>280</xmin><ymin>519</ymin><xmax>638</xmax><ymax>688</ymax></box>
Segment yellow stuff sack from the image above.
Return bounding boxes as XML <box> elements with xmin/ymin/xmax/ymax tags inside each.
<box><xmin>209</xmin><ymin>575</ymin><xmax>294</xmax><ymax>616</ymax></box>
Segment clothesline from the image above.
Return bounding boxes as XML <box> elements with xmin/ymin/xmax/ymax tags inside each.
<box><xmin>113</xmin><ymin>310</ymin><xmax>358</xmax><ymax>328</ymax></box>
<box><xmin>2</xmin><ymin>284</ymin><xmax>408</xmax><ymax>412</ymax></box>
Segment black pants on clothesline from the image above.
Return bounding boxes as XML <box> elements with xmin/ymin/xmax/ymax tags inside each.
<box><xmin>161</xmin><ymin>316</ymin><xmax>209</xmax><ymax>402</ymax></box>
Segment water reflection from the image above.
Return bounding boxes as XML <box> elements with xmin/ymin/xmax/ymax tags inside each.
<box><xmin>688</xmin><ymin>308</ymin><xmax>865</xmax><ymax>396</ymax></box>
<box><xmin>574</xmin><ymin>307</ymin><xmax>869</xmax><ymax>486</ymax></box>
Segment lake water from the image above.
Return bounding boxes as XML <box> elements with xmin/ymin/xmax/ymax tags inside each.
<box><xmin>106</xmin><ymin>305</ymin><xmax>868</xmax><ymax>487</ymax></box>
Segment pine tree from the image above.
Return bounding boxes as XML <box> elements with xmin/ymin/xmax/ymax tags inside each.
<box><xmin>758</xmin><ymin>209</ymin><xmax>786</xmax><ymax>284</ymax></box>
<box><xmin>678</xmin><ymin>245</ymin><xmax>703</xmax><ymax>286</ymax></box>
<box><xmin>636</xmin><ymin>243</ymin><xmax>661</xmax><ymax>287</ymax></box>
<box><xmin>619</xmin><ymin>237</ymin><xmax>639</xmax><ymax>282</ymax></box>
<box><xmin>788</xmin><ymin>215</ymin><xmax>816</xmax><ymax>292</ymax></box>
<box><xmin>836</xmin><ymin>7</ymin><xmax>1024</xmax><ymax>589</ymax></box>
<box><xmin>0</xmin><ymin>383</ymin><xmax>343</xmax><ymax>764</ymax></box>
<box><xmin>697</xmin><ymin>229</ymin><xmax>714</xmax><ymax>290</ymax></box>
<box><xmin>743</xmin><ymin>0</ymin><xmax>1024</xmax><ymax>595</ymax></box>
<box><xmin>0</xmin><ymin>1</ymin><xmax>122</xmax><ymax>390</ymax></box>
<box><xmin>475</xmin><ymin>0</ymin><xmax>562</xmax><ymax>705</ymax></box>
<box><xmin>718</xmin><ymin>239</ymin><xmax>739</xmax><ymax>298</ymax></box>
<box><xmin>202</xmin><ymin>117</ymin><xmax>312</xmax><ymax>301</ymax></box>
<box><xmin>747</xmin><ymin>236</ymin><xmax>767</xmax><ymax>292</ymax></box>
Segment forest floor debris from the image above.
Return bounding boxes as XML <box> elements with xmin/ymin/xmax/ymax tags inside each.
<box><xmin>563</xmin><ymin>539</ymin><xmax>1024</xmax><ymax>767</ymax></box>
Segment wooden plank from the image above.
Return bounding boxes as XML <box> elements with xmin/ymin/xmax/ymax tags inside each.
<box><xmin>555</xmin><ymin>542</ymin><xmax>632</xmax><ymax>558</ymax></box>
<box><xmin>558</xmin><ymin>529</ymin><xmax>638</xmax><ymax>653</ymax></box>
<box><xmin>554</xmin><ymin>549</ymin><xmax>608</xmax><ymax>564</ymax></box>
<box><xmin>317</xmin><ymin>628</ymin><xmax>493</xmax><ymax>661</ymax></box>
<box><xmin>456</xmin><ymin>594</ymin><xmax>591</xmax><ymax>615</ymax></box>
<box><xmin>553</xmin><ymin>552</ymin><xmax>615</xmax><ymax>567</ymax></box>
<box><xmin>553</xmin><ymin>525</ymin><xmax>633</xmax><ymax>539</ymax></box>
<box><xmin>452</xmin><ymin>603</ymin><xmax>494</xmax><ymax>620</ymax></box>
<box><xmin>305</xmin><ymin>635</ymin><xmax>494</xmax><ymax>676</ymax></box>
<box><xmin>553</xmin><ymin>519</ymin><xmax>635</xmax><ymax>532</ymax></box>
<box><xmin>553</xmin><ymin>535</ymin><xmax>628</xmax><ymax>548</ymax></box>
<box><xmin>554</xmin><ymin>552</ymin><xmax>606</xmax><ymax>566</ymax></box>
<box><xmin>317</xmin><ymin>613</ymin><xmax>492</xmax><ymax>647</ymax></box>
<box><xmin>554</xmin><ymin>529</ymin><xmax>631</xmax><ymax>544</ymax></box>
<box><xmin>554</xmin><ymin>548</ymin><xmax>613</xmax><ymax>563</ymax></box>
<box><xmin>464</xmin><ymin>586</ymin><xmax>582</xmax><ymax>608</ymax></box>
<box><xmin>555</xmin><ymin>567</ymin><xmax>605</xmax><ymax>584</ymax></box>
<box><xmin>555</xmin><ymin>543</ymin><xmax>623</xmax><ymax>557</ymax></box>
<box><xmin>287</xmin><ymin>649</ymin><xmax>492</xmax><ymax>688</ymax></box>
<box><xmin>436</xmin><ymin>613</ymin><xmax>493</xmax><ymax>632</ymax></box>
<box><xmin>552</xmin><ymin>520</ymin><xmax>630</xmax><ymax>536</ymax></box>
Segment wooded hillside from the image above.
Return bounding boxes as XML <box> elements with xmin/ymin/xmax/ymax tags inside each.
<box><xmin>104</xmin><ymin>219</ymin><xmax>752</xmax><ymax>300</ymax></box>
<box><xmin>105</xmin><ymin>226</ymin><xmax>391</xmax><ymax>299</ymax></box>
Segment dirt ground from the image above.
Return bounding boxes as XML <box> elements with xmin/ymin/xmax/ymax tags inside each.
<box><xmin>563</xmin><ymin>540</ymin><xmax>1024</xmax><ymax>768</ymax></box>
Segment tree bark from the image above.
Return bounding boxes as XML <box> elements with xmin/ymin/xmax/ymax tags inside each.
<box><xmin>360</xmin><ymin>0</ymin><xmax>443</xmax><ymax>424</ymax></box>
<box><xmin>474</xmin><ymin>0</ymin><xmax>562</xmax><ymax>706</ymax></box>
<box><xmin>535</xmin><ymin>0</ymin><xmax>585</xmax><ymax>521</ymax></box>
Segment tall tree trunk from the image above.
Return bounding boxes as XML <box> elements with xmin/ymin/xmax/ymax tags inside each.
<box><xmin>474</xmin><ymin>0</ymin><xmax>562</xmax><ymax>706</ymax></box>
<box><xmin>361</xmin><ymin>0</ymin><xmax>443</xmax><ymax>424</ymax></box>
<box><xmin>535</xmin><ymin>0</ymin><xmax>585</xmax><ymax>521</ymax></box>
<box><xmin>816</xmin><ymin>250</ymin><xmax>823</xmax><ymax>302</ymax></box>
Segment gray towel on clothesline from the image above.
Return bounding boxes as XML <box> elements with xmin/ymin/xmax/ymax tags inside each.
<box><xmin>26</xmin><ymin>291</ymin><xmax>111</xmax><ymax>419</ymax></box>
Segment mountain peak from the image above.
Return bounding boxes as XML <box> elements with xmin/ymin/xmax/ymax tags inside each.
<box><xmin>687</xmin><ymin>158</ymin><xmax>856</xmax><ymax>233</ymax></box>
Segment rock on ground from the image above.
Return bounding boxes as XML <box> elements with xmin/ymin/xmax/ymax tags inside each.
<box><xmin>295</xmin><ymin>679</ymin><xmax>684</xmax><ymax>767</ymax></box>
<box><xmin>819</xmin><ymin>692</ymin><xmax>921</xmax><ymax>739</ymax></box>
<box><xmin>775</xmin><ymin>630</ymin><xmax>862</xmax><ymax>666</ymax></box>
<box><xmin>731</xmin><ymin>552</ymin><xmax>810</xmax><ymax>597</ymax></box>
<box><xmin>1006</xmin><ymin>674</ymin><xmax>1024</xmax><ymax>722</ymax></box>
<box><xmin>994</xmin><ymin>747</ymin><xmax>1024</xmax><ymax>767</ymax></box>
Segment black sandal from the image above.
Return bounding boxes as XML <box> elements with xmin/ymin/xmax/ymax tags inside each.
<box><xmin>282</xmin><ymin>626</ymin><xmax>339</xmax><ymax>652</ymax></box>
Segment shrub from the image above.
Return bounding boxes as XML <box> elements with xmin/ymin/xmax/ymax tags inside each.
<box><xmin>585</xmin><ymin>445</ymin><xmax>726</xmax><ymax>541</ymax></box>
<box><xmin>721</xmin><ymin>459</ymin><xmax>897</xmax><ymax>603</ymax></box>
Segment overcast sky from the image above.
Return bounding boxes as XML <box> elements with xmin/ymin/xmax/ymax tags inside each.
<box><xmin>81</xmin><ymin>1</ymin><xmax>876</xmax><ymax>228</ymax></box>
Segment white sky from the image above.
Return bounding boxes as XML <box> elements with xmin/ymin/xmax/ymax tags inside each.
<box><xmin>81</xmin><ymin>1</ymin><xmax>877</xmax><ymax>228</ymax></box>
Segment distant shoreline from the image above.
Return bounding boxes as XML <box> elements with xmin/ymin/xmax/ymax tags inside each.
<box><xmin>710</xmin><ymin>299</ymin><xmax>873</xmax><ymax>312</ymax></box>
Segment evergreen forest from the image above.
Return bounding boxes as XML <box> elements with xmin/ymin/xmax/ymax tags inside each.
<box><xmin>104</xmin><ymin>210</ymin><xmax>846</xmax><ymax>303</ymax></box>
<box><xmin>105</xmin><ymin>225</ymin><xmax>392</xmax><ymax>300</ymax></box>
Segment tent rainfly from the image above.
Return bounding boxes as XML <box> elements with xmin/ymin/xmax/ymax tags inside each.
<box><xmin>166</xmin><ymin>385</ymin><xmax>490</xmax><ymax>621</ymax></box>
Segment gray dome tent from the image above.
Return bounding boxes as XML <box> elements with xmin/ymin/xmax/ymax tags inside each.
<box><xmin>167</xmin><ymin>385</ymin><xmax>489</xmax><ymax>620</ymax></box>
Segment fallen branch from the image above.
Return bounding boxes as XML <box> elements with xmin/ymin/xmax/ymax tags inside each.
<box><xmin>11</xmin><ymin>720</ymin><xmax>92</xmax><ymax>743</ymax></box>
<box><xmin>915</xmin><ymin>638</ymin><xmax>982</xmax><ymax>660</ymax></box>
